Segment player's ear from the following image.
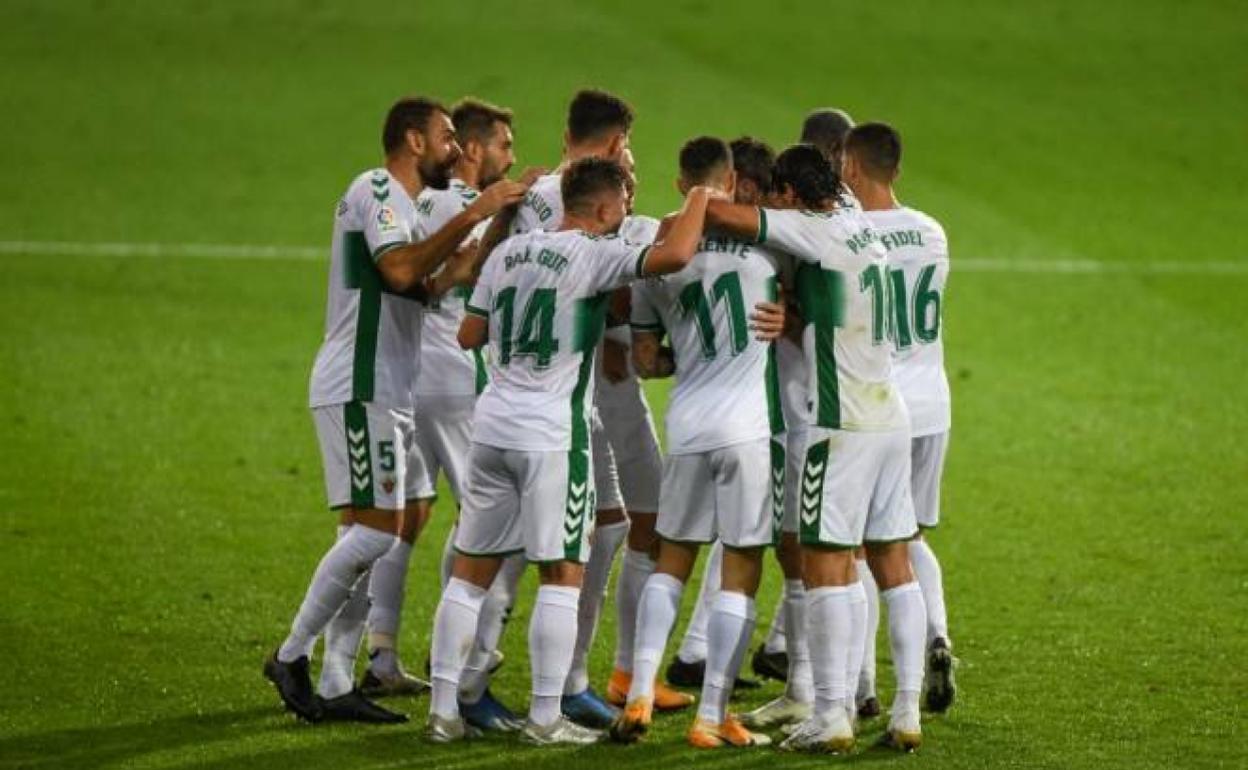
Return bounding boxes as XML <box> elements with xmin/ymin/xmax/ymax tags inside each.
<box><xmin>562</xmin><ymin>130</ymin><xmax>572</xmax><ymax>156</ymax></box>
<box><xmin>607</xmin><ymin>133</ymin><xmax>625</xmax><ymax>161</ymax></box>
<box><xmin>407</xmin><ymin>128</ymin><xmax>425</xmax><ymax>156</ymax></box>
<box><xmin>676</xmin><ymin>177</ymin><xmax>690</xmax><ymax>196</ymax></box>
<box><xmin>723</xmin><ymin>169</ymin><xmax>737</xmax><ymax>198</ymax></box>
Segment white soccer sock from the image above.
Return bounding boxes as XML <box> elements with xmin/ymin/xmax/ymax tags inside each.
<box><xmin>857</xmin><ymin>558</ymin><xmax>880</xmax><ymax>700</ymax></box>
<box><xmin>676</xmin><ymin>541</ymin><xmax>721</xmax><ymax>663</ymax></box>
<box><xmin>613</xmin><ymin>548</ymin><xmax>656</xmax><ymax>672</ymax></box>
<box><xmin>529</xmin><ymin>585</ymin><xmax>581</xmax><ymax>727</ymax></box>
<box><xmin>909</xmin><ymin>539</ymin><xmax>949</xmax><ymax>645</ymax></box>
<box><xmin>459</xmin><ymin>554</ymin><xmax>525</xmax><ymax>704</ymax></box>
<box><xmin>565</xmin><ymin>521</ymin><xmax>627</xmax><ymax>695</ymax></box>
<box><xmin>782</xmin><ymin>579</ymin><xmax>813</xmax><ymax>704</ymax></box>
<box><xmin>763</xmin><ymin>595</ymin><xmax>788</xmax><ymax>654</ymax></box>
<box><xmin>807</xmin><ymin>585</ymin><xmax>852</xmax><ymax>718</ymax></box>
<box><xmin>429</xmin><ymin>577</ymin><xmax>487</xmax><ymax>720</ymax></box>
<box><xmin>845</xmin><ymin>579</ymin><xmax>868</xmax><ymax>713</ymax></box>
<box><xmin>883</xmin><ymin>581</ymin><xmax>927</xmax><ymax>711</ymax></box>
<box><xmin>278</xmin><ymin>525</ymin><xmax>394</xmax><ymax>663</ymax></box>
<box><xmin>697</xmin><ymin>591</ymin><xmax>755</xmax><ymax>724</ymax></box>
<box><xmin>318</xmin><ymin>570</ymin><xmax>370</xmax><ymax>699</ymax></box>
<box><xmin>366</xmin><ymin>539</ymin><xmax>413</xmax><ymax>671</ymax></box>
<box><xmin>439</xmin><ymin>523</ymin><xmax>456</xmax><ymax>589</ymax></box>
<box><xmin>628</xmin><ymin>572</ymin><xmax>684</xmax><ymax>700</ymax></box>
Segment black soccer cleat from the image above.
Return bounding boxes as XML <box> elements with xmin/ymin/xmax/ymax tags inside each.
<box><xmin>924</xmin><ymin>637</ymin><xmax>957</xmax><ymax>713</ymax></box>
<box><xmin>264</xmin><ymin>651</ymin><xmax>321</xmax><ymax>722</ymax></box>
<box><xmin>665</xmin><ymin>655</ymin><xmax>705</xmax><ymax>688</ymax></box>
<box><xmin>857</xmin><ymin>695</ymin><xmax>882</xmax><ymax>719</ymax></box>
<box><xmin>751</xmin><ymin>645</ymin><xmax>789</xmax><ymax>682</ymax></box>
<box><xmin>317</xmin><ymin>689</ymin><xmax>409</xmax><ymax>723</ymax></box>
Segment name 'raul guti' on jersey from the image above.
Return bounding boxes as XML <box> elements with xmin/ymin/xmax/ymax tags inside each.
<box><xmin>413</xmin><ymin>178</ymin><xmax>489</xmax><ymax>398</ymax></box>
<box><xmin>309</xmin><ymin>168</ymin><xmax>423</xmax><ymax>410</ymax></box>
<box><xmin>866</xmin><ymin>206</ymin><xmax>951</xmax><ymax>437</ymax></box>
<box><xmin>632</xmin><ymin>233</ymin><xmax>785</xmax><ymax>454</ymax></box>
<box><xmin>466</xmin><ymin>230</ymin><xmax>651</xmax><ymax>452</ymax></box>
<box><xmin>759</xmin><ymin>207</ymin><xmax>908</xmax><ymax>432</ymax></box>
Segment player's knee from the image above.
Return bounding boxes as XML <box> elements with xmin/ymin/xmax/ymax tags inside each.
<box><xmin>865</xmin><ymin>541</ymin><xmax>915</xmax><ymax>590</ymax></box>
<box><xmin>537</xmin><ymin>560</ymin><xmax>584</xmax><ymax>587</ymax></box>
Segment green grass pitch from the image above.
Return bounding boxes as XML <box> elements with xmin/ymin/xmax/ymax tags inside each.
<box><xmin>1</xmin><ymin>1</ymin><xmax>1246</xmax><ymax>768</ymax></box>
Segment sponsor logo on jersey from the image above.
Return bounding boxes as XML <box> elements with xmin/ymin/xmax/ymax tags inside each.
<box><xmin>377</xmin><ymin>205</ymin><xmax>398</xmax><ymax>232</ymax></box>
<box><xmin>336</xmin><ymin>199</ymin><xmax>348</xmax><ymax>217</ymax></box>
<box><xmin>381</xmin><ymin>476</ymin><xmax>395</xmax><ymax>494</ymax></box>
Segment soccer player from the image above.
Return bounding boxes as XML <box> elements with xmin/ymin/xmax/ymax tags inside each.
<box><xmin>426</xmin><ymin>157</ymin><xmax>718</xmax><ymax>745</ymax></box>
<box><xmin>610</xmin><ymin>137</ymin><xmax>785</xmax><ymax>749</ymax></box>
<box><xmin>700</xmin><ymin>144</ymin><xmax>928</xmax><ymax>752</ymax></box>
<box><xmin>263</xmin><ymin>97</ymin><xmax>527</xmax><ymax>723</ymax></box>
<box><xmin>363</xmin><ymin>98</ymin><xmax>527</xmax><ymax>730</ymax></box>
<box><xmin>842</xmin><ymin>122</ymin><xmax>956</xmax><ymax>713</ymax></box>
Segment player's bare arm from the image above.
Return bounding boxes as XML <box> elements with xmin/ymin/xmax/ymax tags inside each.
<box><xmin>703</xmin><ymin>199</ymin><xmax>762</xmax><ymax>242</ymax></box>
<box><xmin>630</xmin><ymin>330</ymin><xmax>675</xmax><ymax>379</ymax></box>
<box><xmin>638</xmin><ymin>187</ymin><xmax>714</xmax><ymax>275</ymax></box>
<box><xmin>456</xmin><ymin>312</ymin><xmax>488</xmax><ymax>351</ymax></box>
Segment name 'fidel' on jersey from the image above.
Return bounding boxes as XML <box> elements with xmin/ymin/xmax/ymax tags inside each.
<box><xmin>310</xmin><ymin>168</ymin><xmax>423</xmax><ymax>410</ymax></box>
<box><xmin>632</xmin><ymin>233</ymin><xmax>785</xmax><ymax>453</ymax></box>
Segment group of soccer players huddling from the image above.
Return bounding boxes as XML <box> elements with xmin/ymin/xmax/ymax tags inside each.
<box><xmin>264</xmin><ymin>88</ymin><xmax>955</xmax><ymax>754</ymax></box>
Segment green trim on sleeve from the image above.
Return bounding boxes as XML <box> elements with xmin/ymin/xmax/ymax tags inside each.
<box><xmin>630</xmin><ymin>321</ymin><xmax>664</xmax><ymax>332</ymax></box>
<box><xmin>371</xmin><ymin>239</ymin><xmax>407</xmax><ymax>262</ymax></box>
<box><xmin>464</xmin><ymin>303</ymin><xmax>489</xmax><ymax>318</ymax></box>
<box><xmin>756</xmin><ymin>207</ymin><xmax>768</xmax><ymax>244</ymax></box>
<box><xmin>634</xmin><ymin>245</ymin><xmax>653</xmax><ymax>277</ymax></box>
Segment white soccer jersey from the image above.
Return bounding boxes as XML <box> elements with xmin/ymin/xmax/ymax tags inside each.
<box><xmin>413</xmin><ymin>178</ymin><xmax>488</xmax><ymax>397</ymax></box>
<box><xmin>510</xmin><ymin>172</ymin><xmax>564</xmax><ymax>235</ymax></box>
<box><xmin>760</xmin><ymin>207</ymin><xmax>908</xmax><ymax>432</ymax></box>
<box><xmin>467</xmin><ymin>230</ymin><xmax>651</xmax><ymax>452</ymax></box>
<box><xmin>632</xmin><ymin>234</ymin><xmax>785</xmax><ymax>453</ymax></box>
<box><xmin>865</xmin><ymin>206</ymin><xmax>951</xmax><ymax>436</ymax></box>
<box><xmin>309</xmin><ymin>168</ymin><xmax>423</xmax><ymax>410</ymax></box>
<box><xmin>620</xmin><ymin>213</ymin><xmax>660</xmax><ymax>244</ymax></box>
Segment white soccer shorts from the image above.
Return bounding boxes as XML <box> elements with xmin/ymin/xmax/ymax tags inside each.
<box><xmin>599</xmin><ymin>378</ymin><xmax>663</xmax><ymax>513</ymax></box>
<box><xmin>454</xmin><ymin>443</ymin><xmax>595</xmax><ymax>563</ymax></box>
<box><xmin>312</xmin><ymin>401</ymin><xmax>433</xmax><ymax>511</ymax></box>
<box><xmin>911</xmin><ymin>431</ymin><xmax>949</xmax><ymax>529</ymax></box>
<box><xmin>592</xmin><ymin>408</ymin><xmax>624</xmax><ymax>512</ymax></box>
<box><xmin>798</xmin><ymin>426</ymin><xmax>918</xmax><ymax>548</ymax></box>
<box><xmin>657</xmin><ymin>437</ymin><xmax>782</xmax><ymax>549</ymax></box>
<box><xmin>413</xmin><ymin>393</ymin><xmax>475</xmax><ymax>503</ymax></box>
<box><xmin>778</xmin><ymin>427</ymin><xmax>807</xmax><ymax>538</ymax></box>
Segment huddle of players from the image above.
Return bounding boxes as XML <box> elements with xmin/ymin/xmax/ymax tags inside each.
<box><xmin>264</xmin><ymin>88</ymin><xmax>955</xmax><ymax>754</ymax></box>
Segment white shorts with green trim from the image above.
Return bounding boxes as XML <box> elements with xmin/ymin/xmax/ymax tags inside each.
<box><xmin>592</xmin><ymin>408</ymin><xmax>624</xmax><ymax>512</ymax></box>
<box><xmin>798</xmin><ymin>426</ymin><xmax>917</xmax><ymax>548</ymax></box>
<box><xmin>778</xmin><ymin>427</ymin><xmax>807</xmax><ymax>536</ymax></box>
<box><xmin>911</xmin><ymin>431</ymin><xmax>949</xmax><ymax>528</ymax></box>
<box><xmin>454</xmin><ymin>442</ymin><xmax>595</xmax><ymax>563</ymax></box>
<box><xmin>413</xmin><ymin>393</ymin><xmax>476</xmax><ymax>503</ymax></box>
<box><xmin>313</xmin><ymin>401</ymin><xmax>432</xmax><ymax>511</ymax></box>
<box><xmin>657</xmin><ymin>437</ymin><xmax>782</xmax><ymax>549</ymax></box>
<box><xmin>599</xmin><ymin>377</ymin><xmax>663</xmax><ymax>514</ymax></box>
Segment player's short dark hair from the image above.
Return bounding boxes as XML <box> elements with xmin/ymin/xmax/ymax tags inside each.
<box><xmin>799</xmin><ymin>108</ymin><xmax>855</xmax><ymax>164</ymax></box>
<box><xmin>678</xmin><ymin>136</ymin><xmax>731</xmax><ymax>185</ymax></box>
<box><xmin>845</xmin><ymin>122</ymin><xmax>903</xmax><ymax>181</ymax></box>
<box><xmin>382</xmin><ymin>97</ymin><xmax>448</xmax><ymax>155</ymax></box>
<box><xmin>774</xmin><ymin>143</ymin><xmax>843</xmax><ymax>208</ymax></box>
<box><xmin>451</xmin><ymin>97</ymin><xmax>513</xmax><ymax>147</ymax></box>
<box><xmin>562</xmin><ymin>156</ymin><xmax>628</xmax><ymax>215</ymax></box>
<box><xmin>567</xmin><ymin>89</ymin><xmax>634</xmax><ymax>144</ymax></box>
<box><xmin>729</xmin><ymin>136</ymin><xmax>775</xmax><ymax>192</ymax></box>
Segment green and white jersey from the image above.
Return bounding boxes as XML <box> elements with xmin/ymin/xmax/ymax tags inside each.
<box><xmin>309</xmin><ymin>168</ymin><xmax>423</xmax><ymax>410</ymax></box>
<box><xmin>467</xmin><ymin>229</ymin><xmax>651</xmax><ymax>451</ymax></box>
<box><xmin>510</xmin><ymin>172</ymin><xmax>563</xmax><ymax>235</ymax></box>
<box><xmin>865</xmin><ymin>206</ymin><xmax>951</xmax><ymax>437</ymax></box>
<box><xmin>632</xmin><ymin>234</ymin><xmax>785</xmax><ymax>454</ymax></box>
<box><xmin>620</xmin><ymin>213</ymin><xmax>661</xmax><ymax>244</ymax></box>
<box><xmin>413</xmin><ymin>178</ymin><xmax>489</xmax><ymax>398</ymax></box>
<box><xmin>760</xmin><ymin>207</ymin><xmax>908</xmax><ymax>432</ymax></box>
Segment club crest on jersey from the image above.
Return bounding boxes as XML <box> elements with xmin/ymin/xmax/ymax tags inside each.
<box><xmin>376</xmin><ymin>205</ymin><xmax>398</xmax><ymax>232</ymax></box>
<box><xmin>381</xmin><ymin>476</ymin><xmax>396</xmax><ymax>494</ymax></box>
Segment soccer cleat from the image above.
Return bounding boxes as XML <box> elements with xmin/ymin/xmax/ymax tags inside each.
<box><xmin>606</xmin><ymin>668</ymin><xmax>694</xmax><ymax>711</ymax></box>
<box><xmin>487</xmin><ymin>648</ymin><xmax>505</xmax><ymax>674</ymax></box>
<box><xmin>739</xmin><ymin>695</ymin><xmax>812</xmax><ymax>729</ymax></box>
<box><xmin>426</xmin><ymin>712</ymin><xmax>481</xmax><ymax>743</ymax></box>
<box><xmin>263</xmin><ymin>651</ymin><xmax>321</xmax><ymax>722</ymax></box>
<box><xmin>883</xmin><ymin>707</ymin><xmax>922</xmax><ymax>751</ymax></box>
<box><xmin>924</xmin><ymin>637</ymin><xmax>957</xmax><ymax>713</ymax></box>
<box><xmin>857</xmin><ymin>696</ymin><xmax>882</xmax><ymax>719</ymax></box>
<box><xmin>360</xmin><ymin>666</ymin><xmax>431</xmax><ymax>698</ymax></box>
<box><xmin>460</xmin><ymin>688</ymin><xmax>524</xmax><ymax>732</ymax></box>
<box><xmin>521</xmin><ymin>716</ymin><xmax>604</xmax><ymax>746</ymax></box>
<box><xmin>751</xmin><ymin>645</ymin><xmax>789</xmax><ymax>682</ymax></box>
<box><xmin>687</xmin><ymin>716</ymin><xmax>772</xmax><ymax>748</ymax></box>
<box><xmin>561</xmin><ymin>688</ymin><xmax>618</xmax><ymax>729</ymax></box>
<box><xmin>316</xmin><ymin>689</ymin><xmax>408</xmax><ymax>723</ymax></box>
<box><xmin>664</xmin><ymin>656</ymin><xmax>760</xmax><ymax>691</ymax></box>
<box><xmin>779</xmin><ymin>710</ymin><xmax>856</xmax><ymax>754</ymax></box>
<box><xmin>607</xmin><ymin>696</ymin><xmax>653</xmax><ymax>744</ymax></box>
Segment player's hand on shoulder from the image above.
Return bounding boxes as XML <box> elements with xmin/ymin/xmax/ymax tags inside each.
<box><xmin>471</xmin><ymin>179</ymin><xmax>529</xmax><ymax>218</ymax></box>
<box><xmin>517</xmin><ymin>166</ymin><xmax>549</xmax><ymax>186</ymax></box>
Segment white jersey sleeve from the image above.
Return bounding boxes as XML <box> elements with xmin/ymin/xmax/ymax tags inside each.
<box><xmin>363</xmin><ymin>171</ymin><xmax>419</xmax><ymax>259</ymax></box>
<box><xmin>510</xmin><ymin>173</ymin><xmax>564</xmax><ymax>235</ymax></box>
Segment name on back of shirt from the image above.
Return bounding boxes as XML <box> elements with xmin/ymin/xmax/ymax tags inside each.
<box><xmin>878</xmin><ymin>229</ymin><xmax>924</xmax><ymax>251</ymax></box>
<box><xmin>504</xmin><ymin>246</ymin><xmax>568</xmax><ymax>274</ymax></box>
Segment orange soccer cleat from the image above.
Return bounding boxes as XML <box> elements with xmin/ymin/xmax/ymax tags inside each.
<box><xmin>607</xmin><ymin>696</ymin><xmax>653</xmax><ymax>744</ymax></box>
<box><xmin>687</xmin><ymin>715</ymin><xmax>773</xmax><ymax>749</ymax></box>
<box><xmin>606</xmin><ymin>668</ymin><xmax>695</xmax><ymax>711</ymax></box>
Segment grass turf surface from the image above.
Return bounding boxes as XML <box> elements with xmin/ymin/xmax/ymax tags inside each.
<box><xmin>1</xmin><ymin>1</ymin><xmax>1245</xmax><ymax>768</ymax></box>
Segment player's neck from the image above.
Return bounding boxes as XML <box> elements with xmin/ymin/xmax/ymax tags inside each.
<box><xmin>560</xmin><ymin>212</ymin><xmax>604</xmax><ymax>235</ymax></box>
<box><xmin>562</xmin><ymin>142</ymin><xmax>607</xmax><ymax>167</ymax></box>
<box><xmin>385</xmin><ymin>157</ymin><xmax>422</xmax><ymax>198</ymax></box>
<box><xmin>453</xmin><ymin>162</ymin><xmax>481</xmax><ymax>190</ymax></box>
<box><xmin>857</xmin><ymin>184</ymin><xmax>899</xmax><ymax>212</ymax></box>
